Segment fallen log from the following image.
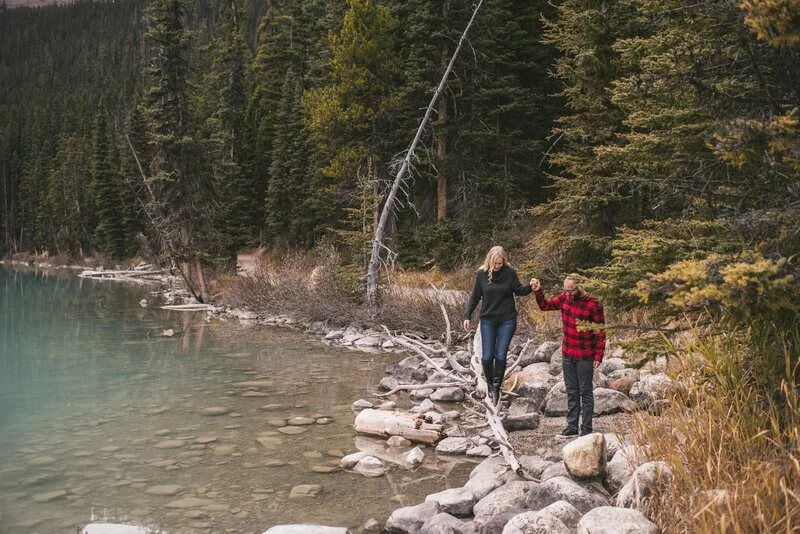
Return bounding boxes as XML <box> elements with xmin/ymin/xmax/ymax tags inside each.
<box><xmin>354</xmin><ymin>409</ymin><xmax>443</xmax><ymax>445</ymax></box>
<box><xmin>160</xmin><ymin>304</ymin><xmax>216</xmax><ymax>311</ymax></box>
<box><xmin>79</xmin><ymin>269</ymin><xmax>167</xmax><ymax>279</ymax></box>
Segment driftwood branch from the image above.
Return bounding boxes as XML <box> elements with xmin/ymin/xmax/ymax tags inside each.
<box><xmin>379</xmin><ymin>318</ymin><xmax>534</xmax><ymax>481</ymax></box>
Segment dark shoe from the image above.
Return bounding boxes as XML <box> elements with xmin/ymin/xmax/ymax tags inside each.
<box><xmin>492</xmin><ymin>383</ymin><xmax>502</xmax><ymax>405</ymax></box>
<box><xmin>579</xmin><ymin>429</ymin><xmax>593</xmax><ymax>437</ymax></box>
<box><xmin>559</xmin><ymin>427</ymin><xmax>579</xmax><ymax>437</ymax></box>
<box><xmin>482</xmin><ymin>362</ymin><xmax>494</xmax><ymax>401</ymax></box>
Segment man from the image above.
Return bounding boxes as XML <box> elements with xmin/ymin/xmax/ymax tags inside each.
<box><xmin>531</xmin><ymin>275</ymin><xmax>606</xmax><ymax>436</ymax></box>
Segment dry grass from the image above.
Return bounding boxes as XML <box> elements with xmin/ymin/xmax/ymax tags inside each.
<box><xmin>632</xmin><ymin>324</ymin><xmax>800</xmax><ymax>533</ymax></box>
<box><xmin>221</xmin><ymin>250</ymin><xmax>469</xmax><ymax>338</ymax></box>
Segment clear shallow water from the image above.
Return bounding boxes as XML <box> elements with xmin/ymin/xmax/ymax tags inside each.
<box><xmin>0</xmin><ymin>267</ymin><xmax>473</xmax><ymax>533</ymax></box>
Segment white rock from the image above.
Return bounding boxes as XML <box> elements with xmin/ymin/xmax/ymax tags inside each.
<box><xmin>502</xmin><ymin>511</ymin><xmax>571</xmax><ymax>534</ymax></box>
<box><xmin>262</xmin><ymin>527</ymin><xmax>347</xmax><ymax>534</ymax></box>
<box><xmin>406</xmin><ymin>446</ymin><xmax>425</xmax><ymax>467</ymax></box>
<box><xmin>82</xmin><ymin>525</ymin><xmax>152</xmax><ymax>534</ymax></box>
<box><xmin>353</xmin><ymin>455</ymin><xmax>388</xmax><ymax>477</ymax></box>
<box><xmin>351</xmin><ymin>399</ymin><xmax>374</xmax><ymax>411</ymax></box>
<box><xmin>339</xmin><ymin>452</ymin><xmax>370</xmax><ymax>469</ymax></box>
<box><xmin>577</xmin><ymin>506</ymin><xmax>659</xmax><ymax>533</ymax></box>
<box><xmin>563</xmin><ymin>433</ymin><xmax>606</xmax><ymax>478</ymax></box>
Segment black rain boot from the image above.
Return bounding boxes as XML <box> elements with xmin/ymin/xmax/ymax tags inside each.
<box><xmin>482</xmin><ymin>362</ymin><xmax>494</xmax><ymax>403</ymax></box>
<box><xmin>493</xmin><ymin>360</ymin><xmax>507</xmax><ymax>405</ymax></box>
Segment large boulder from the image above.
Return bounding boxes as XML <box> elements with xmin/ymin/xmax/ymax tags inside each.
<box><xmin>385</xmin><ymin>501</ymin><xmax>441</xmax><ymax>533</ymax></box>
<box><xmin>473</xmin><ymin>481</ymin><xmax>539</xmax><ymax>525</ymax></box>
<box><xmin>532</xmin><ymin>341</ymin><xmax>561</xmax><ymax>363</ymax></box>
<box><xmin>425</xmin><ymin>487</ymin><xmax>476</xmax><ymax>517</ymax></box>
<box><xmin>629</xmin><ymin>374</ymin><xmax>674</xmax><ymax>410</ymax></box>
<box><xmin>537</xmin><ymin>500</ymin><xmax>582</xmax><ymax>530</ymax></box>
<box><xmin>593</xmin><ymin>388</ymin><xmax>638</xmax><ymax>415</ymax></box>
<box><xmin>616</xmin><ymin>461</ymin><xmax>673</xmax><ymax>517</ymax></box>
<box><xmin>526</xmin><ymin>476</ymin><xmax>609</xmax><ymax>514</ymax></box>
<box><xmin>501</xmin><ymin>511</ymin><xmax>571</xmax><ymax>534</ymax></box>
<box><xmin>542</xmin><ymin>382</ymin><xmax>570</xmax><ymax>416</ymax></box>
<box><xmin>419</xmin><ymin>513</ymin><xmax>473</xmax><ymax>534</ymax></box>
<box><xmin>597</xmin><ymin>358</ymin><xmax>626</xmax><ymax>375</ymax></box>
<box><xmin>577</xmin><ymin>506</ymin><xmax>659</xmax><ymax>534</ymax></box>
<box><xmin>605</xmin><ymin>445</ymin><xmax>651</xmax><ymax>494</ymax></box>
<box><xmin>436</xmin><ymin>437</ymin><xmax>478</xmax><ymax>455</ymax></box>
<box><xmin>563</xmin><ymin>433</ymin><xmax>606</xmax><ymax>479</ymax></box>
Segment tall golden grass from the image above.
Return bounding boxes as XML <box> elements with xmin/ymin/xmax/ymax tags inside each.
<box><xmin>634</xmin><ymin>321</ymin><xmax>800</xmax><ymax>533</ymax></box>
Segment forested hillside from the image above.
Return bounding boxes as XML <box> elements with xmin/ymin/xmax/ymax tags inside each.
<box><xmin>0</xmin><ymin>0</ymin><xmax>798</xmax><ymax>308</ymax></box>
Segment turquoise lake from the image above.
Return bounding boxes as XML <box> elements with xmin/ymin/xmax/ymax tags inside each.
<box><xmin>0</xmin><ymin>266</ymin><xmax>472</xmax><ymax>533</ymax></box>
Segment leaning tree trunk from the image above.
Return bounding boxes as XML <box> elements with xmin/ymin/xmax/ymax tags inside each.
<box><xmin>365</xmin><ymin>0</ymin><xmax>486</xmax><ymax>314</ymax></box>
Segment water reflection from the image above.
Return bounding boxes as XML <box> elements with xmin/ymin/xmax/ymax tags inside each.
<box><xmin>0</xmin><ymin>267</ymin><xmax>474</xmax><ymax>533</ymax></box>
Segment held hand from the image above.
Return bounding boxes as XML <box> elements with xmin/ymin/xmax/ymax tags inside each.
<box><xmin>530</xmin><ymin>278</ymin><xmax>541</xmax><ymax>291</ymax></box>
<box><xmin>593</xmin><ymin>360</ymin><xmax>600</xmax><ymax>370</ymax></box>
<box><xmin>463</xmin><ymin>319</ymin><xmax>471</xmax><ymax>331</ymax></box>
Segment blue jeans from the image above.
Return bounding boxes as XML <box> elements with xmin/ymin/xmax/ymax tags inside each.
<box><xmin>480</xmin><ymin>318</ymin><xmax>517</xmax><ymax>366</ymax></box>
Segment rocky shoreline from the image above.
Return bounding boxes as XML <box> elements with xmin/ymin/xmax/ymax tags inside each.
<box><xmin>207</xmin><ymin>306</ymin><xmax>677</xmax><ymax>534</ymax></box>
<box><xmin>3</xmin><ymin>262</ymin><xmax>676</xmax><ymax>533</ymax></box>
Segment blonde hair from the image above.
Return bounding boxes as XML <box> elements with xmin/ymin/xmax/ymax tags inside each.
<box><xmin>480</xmin><ymin>246</ymin><xmax>509</xmax><ymax>283</ymax></box>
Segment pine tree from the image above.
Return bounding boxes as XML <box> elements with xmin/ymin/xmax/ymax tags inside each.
<box><xmin>205</xmin><ymin>0</ymin><xmax>252</xmax><ymax>258</ymax></box>
<box><xmin>526</xmin><ymin>0</ymin><xmax>639</xmax><ymax>273</ymax></box>
<box><xmin>143</xmin><ymin>0</ymin><xmax>216</xmax><ymax>300</ymax></box>
<box><xmin>143</xmin><ymin>0</ymin><xmax>215</xmax><ymax>259</ymax></box>
<box><xmin>91</xmin><ymin>106</ymin><xmax>126</xmax><ymax>258</ymax></box>
<box><xmin>265</xmin><ymin>68</ymin><xmax>308</xmax><ymax>247</ymax></box>
<box><xmin>303</xmin><ymin>0</ymin><xmax>401</xmax><ymax>260</ymax></box>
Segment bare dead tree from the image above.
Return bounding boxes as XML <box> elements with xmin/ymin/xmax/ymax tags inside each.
<box><xmin>365</xmin><ymin>0</ymin><xmax>486</xmax><ymax>313</ymax></box>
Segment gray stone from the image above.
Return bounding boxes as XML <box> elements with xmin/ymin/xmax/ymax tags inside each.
<box><xmin>419</xmin><ymin>513</ymin><xmax>472</xmax><ymax>534</ymax></box>
<box><xmin>537</xmin><ymin>500</ymin><xmax>582</xmax><ymax>530</ymax></box>
<box><xmin>436</xmin><ymin>437</ymin><xmax>476</xmax><ymax>455</ymax></box>
<box><xmin>339</xmin><ymin>452</ymin><xmax>369</xmax><ymax>469</ymax></box>
<box><xmin>353</xmin><ymin>456</ymin><xmax>388</xmax><ymax>477</ymax></box>
<box><xmin>32</xmin><ymin>490</ymin><xmax>67</xmax><ymax>502</ymax></box>
<box><xmin>629</xmin><ymin>374</ymin><xmax>674</xmax><ymax>410</ymax></box>
<box><xmin>605</xmin><ymin>445</ymin><xmax>650</xmax><ymax>494</ymax></box>
<box><xmin>616</xmin><ymin>461</ymin><xmax>673</xmax><ymax>516</ymax></box>
<box><xmin>577</xmin><ymin>506</ymin><xmax>659</xmax><ymax>534</ymax></box>
<box><xmin>199</xmin><ymin>407</ymin><xmax>231</xmax><ymax>416</ymax></box>
<box><xmin>473</xmin><ymin>481</ymin><xmax>538</xmax><ymax>519</ymax></box>
<box><xmin>532</xmin><ymin>341</ymin><xmax>561</xmax><ymax>363</ymax></box>
<box><xmin>351</xmin><ymin>399</ymin><xmax>374</xmax><ymax>411</ymax></box>
<box><xmin>262</xmin><ymin>527</ymin><xmax>347</xmax><ymax>534</ymax></box>
<box><xmin>385</xmin><ymin>500</ymin><xmax>441</xmax><ymax>533</ymax></box>
<box><xmin>501</xmin><ymin>511</ymin><xmax>571</xmax><ymax>534</ymax></box>
<box><xmin>164</xmin><ymin>497</ymin><xmax>216</xmax><ymax>509</ymax></box>
<box><xmin>527</xmin><ymin>476</ymin><xmax>609</xmax><ymax>513</ymax></box>
<box><xmin>430</xmin><ymin>387</ymin><xmax>466</xmax><ymax>402</ymax></box>
<box><xmin>144</xmin><ymin>485</ymin><xmax>183</xmax><ymax>496</ymax></box>
<box><xmin>289</xmin><ymin>484</ymin><xmax>322</xmax><ymax>498</ymax></box>
<box><xmin>425</xmin><ymin>487</ymin><xmax>476</xmax><ymax>517</ymax></box>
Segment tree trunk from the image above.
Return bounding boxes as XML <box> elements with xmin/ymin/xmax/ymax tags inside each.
<box><xmin>366</xmin><ymin>0</ymin><xmax>485</xmax><ymax>313</ymax></box>
<box><xmin>354</xmin><ymin>409</ymin><xmax>443</xmax><ymax>445</ymax></box>
<box><xmin>436</xmin><ymin>1</ymin><xmax>450</xmax><ymax>221</ymax></box>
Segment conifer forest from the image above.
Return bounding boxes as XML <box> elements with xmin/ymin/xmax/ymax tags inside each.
<box><xmin>0</xmin><ymin>0</ymin><xmax>798</xmax><ymax>313</ymax></box>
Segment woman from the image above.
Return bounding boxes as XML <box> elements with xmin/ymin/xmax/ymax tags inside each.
<box><xmin>463</xmin><ymin>246</ymin><xmax>534</xmax><ymax>404</ymax></box>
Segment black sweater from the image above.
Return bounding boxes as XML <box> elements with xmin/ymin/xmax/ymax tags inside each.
<box><xmin>465</xmin><ymin>265</ymin><xmax>532</xmax><ymax>322</ymax></box>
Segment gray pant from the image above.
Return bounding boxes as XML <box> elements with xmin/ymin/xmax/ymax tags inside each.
<box><xmin>563</xmin><ymin>357</ymin><xmax>594</xmax><ymax>433</ymax></box>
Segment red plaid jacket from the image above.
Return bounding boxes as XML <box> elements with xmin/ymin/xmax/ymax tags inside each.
<box><xmin>534</xmin><ymin>289</ymin><xmax>606</xmax><ymax>362</ymax></box>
